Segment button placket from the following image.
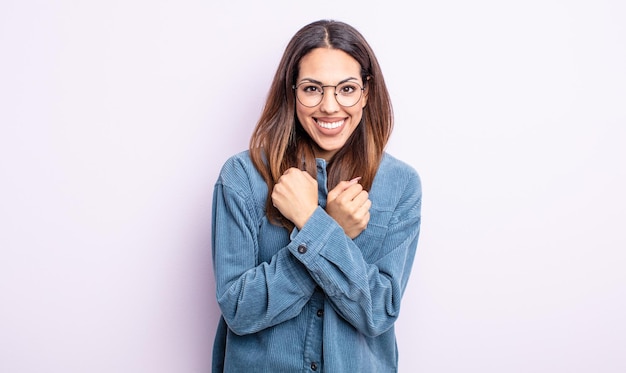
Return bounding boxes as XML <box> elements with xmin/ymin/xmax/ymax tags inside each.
<box><xmin>302</xmin><ymin>290</ymin><xmax>324</xmax><ymax>373</ymax></box>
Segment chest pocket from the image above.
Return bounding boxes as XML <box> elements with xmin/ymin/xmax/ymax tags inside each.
<box><xmin>354</xmin><ymin>208</ymin><xmax>391</xmax><ymax>262</ymax></box>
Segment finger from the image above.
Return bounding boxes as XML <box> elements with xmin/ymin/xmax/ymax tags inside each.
<box><xmin>287</xmin><ymin>168</ymin><xmax>316</xmax><ymax>184</ymax></box>
<box><xmin>361</xmin><ymin>198</ymin><xmax>372</xmax><ymax>212</ymax></box>
<box><xmin>339</xmin><ymin>182</ymin><xmax>365</xmax><ymax>202</ymax></box>
<box><xmin>278</xmin><ymin>169</ymin><xmax>303</xmax><ymax>187</ymax></box>
<box><xmin>328</xmin><ymin>180</ymin><xmax>350</xmax><ymax>201</ymax></box>
<box><xmin>354</xmin><ymin>202</ymin><xmax>371</xmax><ymax>222</ymax></box>
<box><xmin>329</xmin><ymin>176</ymin><xmax>362</xmax><ymax>196</ymax></box>
<box><xmin>351</xmin><ymin>190</ymin><xmax>370</xmax><ymax>208</ymax></box>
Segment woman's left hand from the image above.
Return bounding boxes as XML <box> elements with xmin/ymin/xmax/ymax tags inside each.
<box><xmin>326</xmin><ymin>178</ymin><xmax>371</xmax><ymax>239</ymax></box>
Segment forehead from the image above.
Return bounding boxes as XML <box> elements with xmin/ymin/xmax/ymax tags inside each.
<box><xmin>297</xmin><ymin>48</ymin><xmax>362</xmax><ymax>83</ymax></box>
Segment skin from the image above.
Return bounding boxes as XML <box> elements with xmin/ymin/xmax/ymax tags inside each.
<box><xmin>295</xmin><ymin>47</ymin><xmax>368</xmax><ymax>161</ymax></box>
<box><xmin>271</xmin><ymin>48</ymin><xmax>372</xmax><ymax>238</ymax></box>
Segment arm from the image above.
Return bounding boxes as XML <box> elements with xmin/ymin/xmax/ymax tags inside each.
<box><xmin>288</xmin><ymin>170</ymin><xmax>422</xmax><ymax>337</ymax></box>
<box><xmin>211</xmin><ymin>180</ymin><xmax>317</xmax><ymax>336</ymax></box>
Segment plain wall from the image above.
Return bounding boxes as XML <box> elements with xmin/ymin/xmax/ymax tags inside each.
<box><xmin>1</xmin><ymin>0</ymin><xmax>625</xmax><ymax>372</ymax></box>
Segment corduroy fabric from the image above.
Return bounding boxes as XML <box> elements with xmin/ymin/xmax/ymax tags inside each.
<box><xmin>211</xmin><ymin>150</ymin><xmax>421</xmax><ymax>373</ymax></box>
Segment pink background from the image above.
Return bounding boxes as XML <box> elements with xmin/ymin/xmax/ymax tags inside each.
<box><xmin>1</xmin><ymin>1</ymin><xmax>625</xmax><ymax>372</ymax></box>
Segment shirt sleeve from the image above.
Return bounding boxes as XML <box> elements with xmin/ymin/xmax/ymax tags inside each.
<box><xmin>212</xmin><ymin>181</ymin><xmax>318</xmax><ymax>336</ymax></box>
<box><xmin>287</xmin><ymin>170</ymin><xmax>422</xmax><ymax>337</ymax></box>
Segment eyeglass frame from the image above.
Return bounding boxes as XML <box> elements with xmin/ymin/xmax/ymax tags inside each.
<box><xmin>292</xmin><ymin>79</ymin><xmax>366</xmax><ymax>108</ymax></box>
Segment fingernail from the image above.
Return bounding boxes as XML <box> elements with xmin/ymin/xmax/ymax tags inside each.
<box><xmin>349</xmin><ymin>177</ymin><xmax>362</xmax><ymax>184</ymax></box>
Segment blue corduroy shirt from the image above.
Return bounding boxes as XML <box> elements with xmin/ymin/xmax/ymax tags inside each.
<box><xmin>211</xmin><ymin>150</ymin><xmax>421</xmax><ymax>372</ymax></box>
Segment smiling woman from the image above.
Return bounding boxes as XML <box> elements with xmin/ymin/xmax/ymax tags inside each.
<box><xmin>211</xmin><ymin>19</ymin><xmax>422</xmax><ymax>372</ymax></box>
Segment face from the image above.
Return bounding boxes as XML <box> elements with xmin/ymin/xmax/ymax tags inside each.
<box><xmin>295</xmin><ymin>48</ymin><xmax>368</xmax><ymax>160</ymax></box>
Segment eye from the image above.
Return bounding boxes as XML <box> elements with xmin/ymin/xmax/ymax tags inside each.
<box><xmin>300</xmin><ymin>84</ymin><xmax>323</xmax><ymax>94</ymax></box>
<box><xmin>337</xmin><ymin>82</ymin><xmax>359</xmax><ymax>95</ymax></box>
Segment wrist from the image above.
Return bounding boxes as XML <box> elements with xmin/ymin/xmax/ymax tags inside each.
<box><xmin>294</xmin><ymin>206</ymin><xmax>317</xmax><ymax>230</ymax></box>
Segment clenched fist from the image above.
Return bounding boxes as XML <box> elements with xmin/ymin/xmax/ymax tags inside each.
<box><xmin>271</xmin><ymin>168</ymin><xmax>319</xmax><ymax>229</ymax></box>
<box><xmin>326</xmin><ymin>177</ymin><xmax>371</xmax><ymax>239</ymax></box>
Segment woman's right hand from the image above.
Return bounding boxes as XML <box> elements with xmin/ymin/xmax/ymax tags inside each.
<box><xmin>271</xmin><ymin>167</ymin><xmax>319</xmax><ymax>229</ymax></box>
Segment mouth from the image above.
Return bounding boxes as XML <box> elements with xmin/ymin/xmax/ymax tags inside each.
<box><xmin>315</xmin><ymin>119</ymin><xmax>345</xmax><ymax>129</ymax></box>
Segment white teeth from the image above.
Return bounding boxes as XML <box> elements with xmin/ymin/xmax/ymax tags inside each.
<box><xmin>317</xmin><ymin>120</ymin><xmax>344</xmax><ymax>129</ymax></box>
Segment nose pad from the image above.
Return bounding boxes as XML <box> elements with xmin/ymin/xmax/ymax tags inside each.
<box><xmin>319</xmin><ymin>91</ymin><xmax>340</xmax><ymax>113</ymax></box>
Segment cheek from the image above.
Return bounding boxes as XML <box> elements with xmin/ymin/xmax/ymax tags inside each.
<box><xmin>295</xmin><ymin>104</ymin><xmax>310</xmax><ymax>123</ymax></box>
<box><xmin>295</xmin><ymin>106</ymin><xmax>304</xmax><ymax>123</ymax></box>
<box><xmin>349</xmin><ymin>107</ymin><xmax>364</xmax><ymax>124</ymax></box>
<box><xmin>295</xmin><ymin>106</ymin><xmax>316</xmax><ymax>136</ymax></box>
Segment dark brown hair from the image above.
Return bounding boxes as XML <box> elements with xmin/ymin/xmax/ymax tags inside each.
<box><xmin>249</xmin><ymin>19</ymin><xmax>394</xmax><ymax>230</ymax></box>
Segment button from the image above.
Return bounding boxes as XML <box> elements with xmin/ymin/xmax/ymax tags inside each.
<box><xmin>316</xmin><ymin>309</ymin><xmax>323</xmax><ymax>317</ymax></box>
<box><xmin>297</xmin><ymin>244</ymin><xmax>307</xmax><ymax>254</ymax></box>
<box><xmin>310</xmin><ymin>362</ymin><xmax>318</xmax><ymax>371</ymax></box>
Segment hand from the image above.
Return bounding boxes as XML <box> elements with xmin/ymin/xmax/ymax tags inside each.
<box><xmin>271</xmin><ymin>168</ymin><xmax>319</xmax><ymax>229</ymax></box>
<box><xmin>326</xmin><ymin>177</ymin><xmax>371</xmax><ymax>239</ymax></box>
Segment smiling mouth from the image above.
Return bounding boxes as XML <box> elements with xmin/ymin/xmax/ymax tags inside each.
<box><xmin>316</xmin><ymin>119</ymin><xmax>344</xmax><ymax>129</ymax></box>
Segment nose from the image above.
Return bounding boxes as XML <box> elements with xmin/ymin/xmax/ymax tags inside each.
<box><xmin>319</xmin><ymin>88</ymin><xmax>340</xmax><ymax>113</ymax></box>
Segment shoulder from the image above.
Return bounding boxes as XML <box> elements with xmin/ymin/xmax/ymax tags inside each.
<box><xmin>368</xmin><ymin>152</ymin><xmax>422</xmax><ymax>219</ymax></box>
<box><xmin>216</xmin><ymin>150</ymin><xmax>267</xmax><ymax>196</ymax></box>
<box><xmin>369</xmin><ymin>153</ymin><xmax>422</xmax><ymax>226</ymax></box>
<box><xmin>375</xmin><ymin>152</ymin><xmax>422</xmax><ymax>192</ymax></box>
<box><xmin>218</xmin><ymin>149</ymin><xmax>251</xmax><ymax>172</ymax></box>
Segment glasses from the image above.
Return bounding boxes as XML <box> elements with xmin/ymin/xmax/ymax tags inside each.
<box><xmin>293</xmin><ymin>80</ymin><xmax>365</xmax><ymax>107</ymax></box>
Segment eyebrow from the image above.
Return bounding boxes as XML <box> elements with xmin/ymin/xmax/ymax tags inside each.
<box><xmin>297</xmin><ymin>77</ymin><xmax>360</xmax><ymax>85</ymax></box>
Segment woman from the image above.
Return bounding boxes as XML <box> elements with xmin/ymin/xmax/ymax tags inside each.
<box><xmin>211</xmin><ymin>19</ymin><xmax>422</xmax><ymax>372</ymax></box>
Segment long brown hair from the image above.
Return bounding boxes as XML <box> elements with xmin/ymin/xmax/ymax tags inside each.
<box><xmin>249</xmin><ymin>19</ymin><xmax>394</xmax><ymax>230</ymax></box>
